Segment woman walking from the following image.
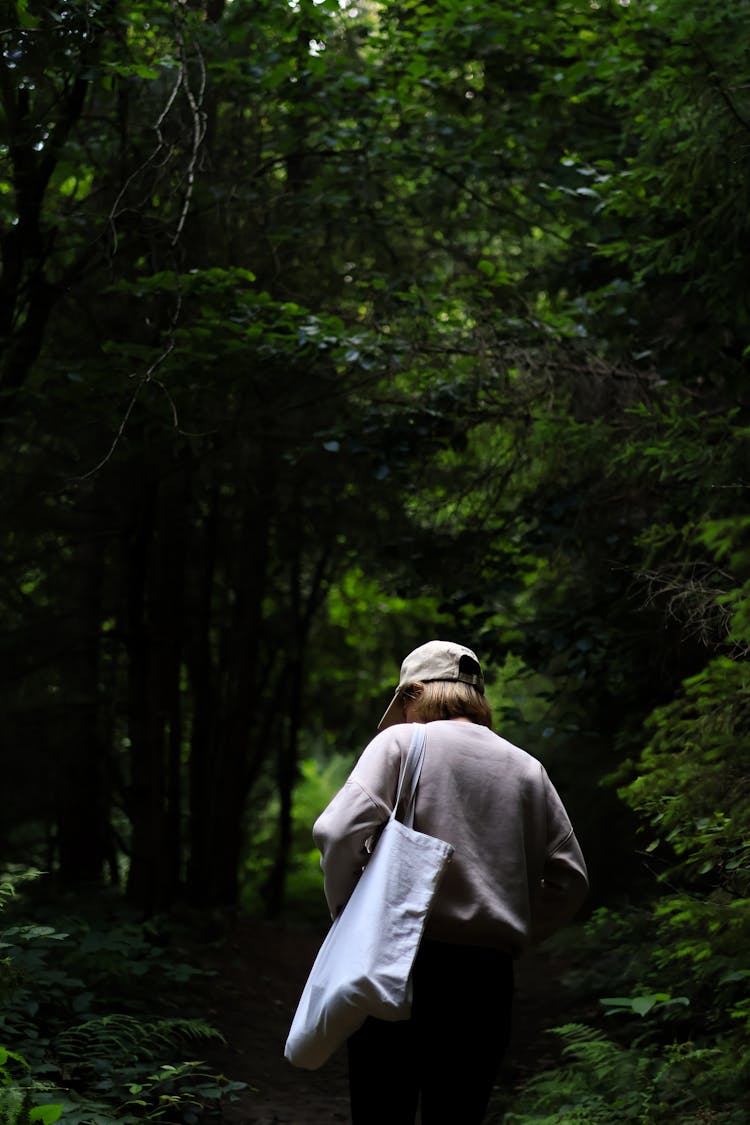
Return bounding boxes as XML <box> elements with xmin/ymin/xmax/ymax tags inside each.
<box><xmin>313</xmin><ymin>640</ymin><xmax>589</xmax><ymax>1125</ymax></box>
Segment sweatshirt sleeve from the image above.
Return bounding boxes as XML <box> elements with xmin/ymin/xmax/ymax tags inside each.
<box><xmin>530</xmin><ymin>768</ymin><xmax>589</xmax><ymax>944</ymax></box>
<box><xmin>312</xmin><ymin>729</ymin><xmax>403</xmax><ymax>918</ymax></box>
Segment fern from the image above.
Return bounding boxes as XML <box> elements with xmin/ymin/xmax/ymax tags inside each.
<box><xmin>55</xmin><ymin>1014</ymin><xmax>224</xmax><ymax>1070</ymax></box>
<box><xmin>504</xmin><ymin>1020</ymin><xmax>750</xmax><ymax>1125</ymax></box>
<box><xmin>0</xmin><ymin>1047</ymin><xmax>61</xmax><ymax>1125</ymax></box>
<box><xmin>0</xmin><ymin>1086</ymin><xmax>27</xmax><ymax>1125</ymax></box>
<box><xmin>0</xmin><ymin>877</ymin><xmax>244</xmax><ymax>1123</ymax></box>
<box><xmin>504</xmin><ymin>1023</ymin><xmax>657</xmax><ymax>1124</ymax></box>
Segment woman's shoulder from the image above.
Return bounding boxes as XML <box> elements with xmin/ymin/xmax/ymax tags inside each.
<box><xmin>428</xmin><ymin>720</ymin><xmax>543</xmax><ymax>771</ymax></box>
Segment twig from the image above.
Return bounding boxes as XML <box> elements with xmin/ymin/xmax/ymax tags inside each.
<box><xmin>170</xmin><ymin>20</ymin><xmax>207</xmax><ymax>247</ymax></box>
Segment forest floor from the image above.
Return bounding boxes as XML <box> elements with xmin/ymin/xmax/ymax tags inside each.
<box><xmin>193</xmin><ymin>918</ymin><xmax>591</xmax><ymax>1125</ymax></box>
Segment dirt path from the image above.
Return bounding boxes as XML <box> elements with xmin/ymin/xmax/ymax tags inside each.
<box><xmin>202</xmin><ymin>922</ymin><xmax>350</xmax><ymax>1124</ymax></box>
<box><xmin>198</xmin><ymin>920</ymin><xmax>576</xmax><ymax>1125</ymax></box>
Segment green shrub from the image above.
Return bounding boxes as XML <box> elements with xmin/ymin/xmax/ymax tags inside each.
<box><xmin>505</xmin><ymin>1022</ymin><xmax>749</xmax><ymax>1125</ymax></box>
<box><xmin>0</xmin><ymin>873</ymin><xmax>246</xmax><ymax>1123</ymax></box>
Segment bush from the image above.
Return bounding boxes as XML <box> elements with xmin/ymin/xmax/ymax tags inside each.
<box><xmin>0</xmin><ymin>873</ymin><xmax>246</xmax><ymax>1123</ymax></box>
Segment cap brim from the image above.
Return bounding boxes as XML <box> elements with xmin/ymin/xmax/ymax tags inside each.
<box><xmin>377</xmin><ymin>692</ymin><xmax>405</xmax><ymax>731</ymax></box>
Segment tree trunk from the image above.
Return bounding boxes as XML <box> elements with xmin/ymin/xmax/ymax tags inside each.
<box><xmin>264</xmin><ymin>518</ymin><xmax>333</xmax><ymax>918</ymax></box>
<box><xmin>263</xmin><ymin>652</ymin><xmax>302</xmax><ymax>919</ymax></box>
<box><xmin>186</xmin><ymin>464</ymin><xmax>274</xmax><ymax>907</ymax></box>
<box><xmin>56</xmin><ymin>529</ymin><xmax>109</xmax><ymax>884</ymax></box>
<box><xmin>185</xmin><ymin>489</ymin><xmax>218</xmax><ymax>903</ymax></box>
<box><xmin>126</xmin><ymin>461</ymin><xmax>189</xmax><ymax>912</ymax></box>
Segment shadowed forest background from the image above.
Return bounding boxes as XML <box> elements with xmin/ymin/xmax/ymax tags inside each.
<box><xmin>1</xmin><ymin>0</ymin><xmax>749</xmax><ymax>1120</ymax></box>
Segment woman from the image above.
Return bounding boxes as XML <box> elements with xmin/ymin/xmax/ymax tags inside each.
<box><xmin>313</xmin><ymin>639</ymin><xmax>589</xmax><ymax>1125</ymax></box>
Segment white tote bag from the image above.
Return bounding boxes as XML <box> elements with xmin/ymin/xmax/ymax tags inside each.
<box><xmin>284</xmin><ymin>723</ymin><xmax>454</xmax><ymax>1070</ymax></box>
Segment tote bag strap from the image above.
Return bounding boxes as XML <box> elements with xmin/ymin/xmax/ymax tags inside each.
<box><xmin>392</xmin><ymin>723</ymin><xmax>426</xmax><ymax>829</ymax></box>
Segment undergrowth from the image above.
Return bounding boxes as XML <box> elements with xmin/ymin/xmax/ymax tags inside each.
<box><xmin>0</xmin><ymin>872</ymin><xmax>246</xmax><ymax>1123</ymax></box>
<box><xmin>501</xmin><ymin>909</ymin><xmax>750</xmax><ymax>1124</ymax></box>
<box><xmin>502</xmin><ymin>644</ymin><xmax>750</xmax><ymax>1124</ymax></box>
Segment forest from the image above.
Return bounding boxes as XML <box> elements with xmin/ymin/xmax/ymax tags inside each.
<box><xmin>1</xmin><ymin>0</ymin><xmax>749</xmax><ymax>1120</ymax></box>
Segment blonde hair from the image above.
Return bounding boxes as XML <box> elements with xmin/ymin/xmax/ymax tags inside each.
<box><xmin>401</xmin><ymin>680</ymin><xmax>492</xmax><ymax>729</ymax></box>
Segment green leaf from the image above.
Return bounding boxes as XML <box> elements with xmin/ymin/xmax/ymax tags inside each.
<box><xmin>630</xmin><ymin>995</ymin><xmax>658</xmax><ymax>1016</ymax></box>
<box><xmin>17</xmin><ymin>2</ymin><xmax>40</xmax><ymax>29</ymax></box>
<box><xmin>29</xmin><ymin>1107</ymin><xmax>63</xmax><ymax>1124</ymax></box>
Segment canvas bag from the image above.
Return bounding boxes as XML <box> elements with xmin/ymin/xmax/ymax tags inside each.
<box><xmin>284</xmin><ymin>723</ymin><xmax>454</xmax><ymax>1070</ymax></box>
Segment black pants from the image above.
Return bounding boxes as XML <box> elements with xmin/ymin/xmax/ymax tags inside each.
<box><xmin>347</xmin><ymin>939</ymin><xmax>514</xmax><ymax>1125</ymax></box>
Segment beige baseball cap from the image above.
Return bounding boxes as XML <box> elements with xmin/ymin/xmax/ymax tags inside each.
<box><xmin>377</xmin><ymin>640</ymin><xmax>485</xmax><ymax>730</ymax></box>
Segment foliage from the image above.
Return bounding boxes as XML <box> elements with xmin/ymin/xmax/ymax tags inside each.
<box><xmin>0</xmin><ymin>876</ymin><xmax>245</xmax><ymax>1123</ymax></box>
<box><xmin>0</xmin><ymin>1044</ymin><xmax>62</xmax><ymax>1125</ymax></box>
<box><xmin>505</xmin><ymin>1021</ymin><xmax>749</xmax><ymax>1125</ymax></box>
<box><xmin>623</xmin><ymin>659</ymin><xmax>750</xmax><ymax>894</ymax></box>
<box><xmin>242</xmin><ymin>751</ymin><xmax>352</xmax><ymax>923</ymax></box>
<box><xmin>2</xmin><ymin>0</ymin><xmax>750</xmax><ymax>1116</ymax></box>
<box><xmin>503</xmin><ymin>889</ymin><xmax>750</xmax><ymax>1121</ymax></box>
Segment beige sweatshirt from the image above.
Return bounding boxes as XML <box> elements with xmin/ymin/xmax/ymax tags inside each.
<box><xmin>313</xmin><ymin>720</ymin><xmax>589</xmax><ymax>954</ymax></box>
